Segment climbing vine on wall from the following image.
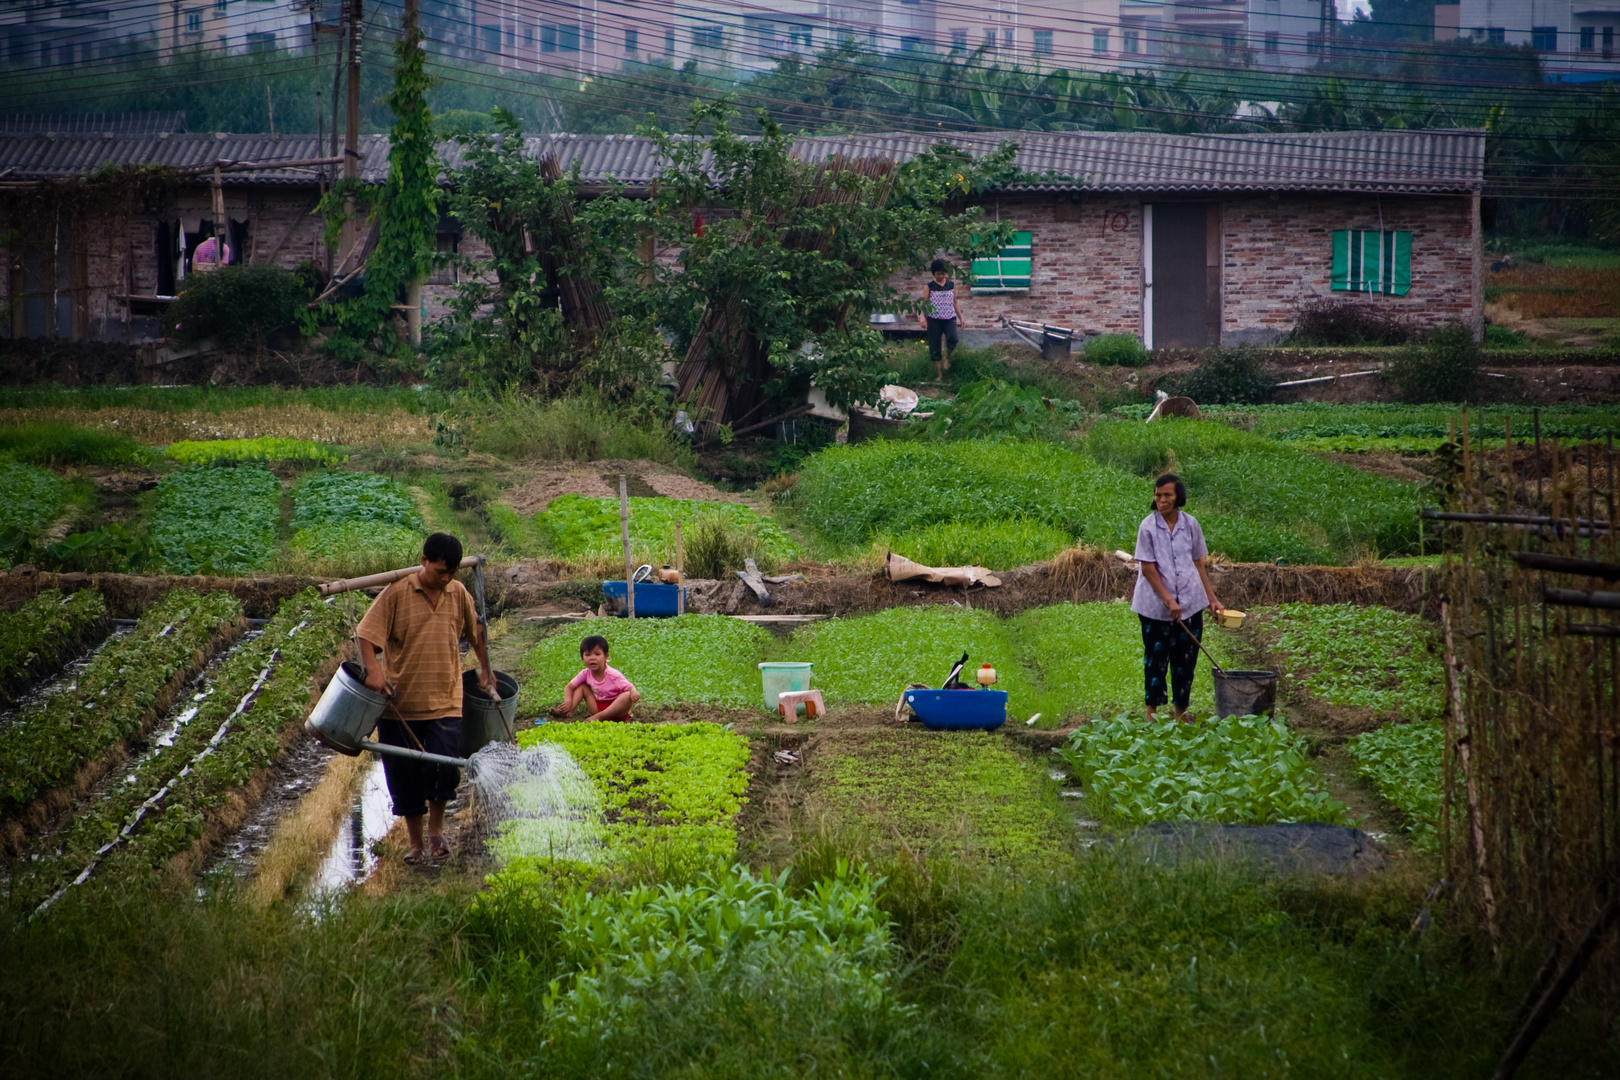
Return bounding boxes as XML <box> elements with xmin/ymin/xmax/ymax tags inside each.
<box><xmin>325</xmin><ymin>25</ymin><xmax>439</xmax><ymax>361</ymax></box>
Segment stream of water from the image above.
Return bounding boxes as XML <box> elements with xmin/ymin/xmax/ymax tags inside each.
<box><xmin>310</xmin><ymin>759</ymin><xmax>395</xmax><ymax>894</ymax></box>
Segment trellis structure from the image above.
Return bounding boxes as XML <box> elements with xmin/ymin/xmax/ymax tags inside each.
<box><xmin>1426</xmin><ymin>413</ymin><xmax>1620</xmax><ymax>1076</ymax></box>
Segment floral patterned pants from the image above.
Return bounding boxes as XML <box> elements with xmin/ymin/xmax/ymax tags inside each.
<box><xmin>1139</xmin><ymin>610</ymin><xmax>1203</xmax><ymax>710</ymax></box>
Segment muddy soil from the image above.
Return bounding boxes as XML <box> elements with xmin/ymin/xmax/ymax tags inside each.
<box><xmin>205</xmin><ymin>735</ymin><xmax>339</xmax><ymax>883</ymax></box>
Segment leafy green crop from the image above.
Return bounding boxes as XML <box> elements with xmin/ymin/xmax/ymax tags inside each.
<box><xmin>813</xmin><ymin>730</ymin><xmax>1068</xmax><ymax>865</ymax></box>
<box><xmin>290</xmin><ymin>471</ymin><xmax>424</xmax><ymax>530</ymax></box>
<box><xmin>0</xmin><ymin>589</ymin><xmax>242</xmax><ymax>812</ymax></box>
<box><xmin>0</xmin><ymin>423</ymin><xmax>149</xmax><ymax>466</ymax></box>
<box><xmin>288</xmin><ymin>522</ymin><xmax>423</xmax><ymax>569</ymax></box>
<box><xmin>538</xmin><ymin>494</ymin><xmax>798</xmax><ymax>566</ymax></box>
<box><xmin>0</xmin><ymin>589</ymin><xmax>106</xmax><ymax>705</ymax></box>
<box><xmin>1006</xmin><ymin>601</ymin><xmax>1229</xmax><ymax>720</ymax></box>
<box><xmin>13</xmin><ymin>589</ymin><xmax>365</xmax><ymax>906</ymax></box>
<box><xmin>1058</xmin><ymin>714</ymin><xmax>1348</xmax><ymax>826</ymax></box>
<box><xmin>792</xmin><ymin>440</ymin><xmax>1146</xmax><ymax>552</ymax></box>
<box><xmin>794</xmin><ymin>606</ymin><xmax>1035</xmax><ymax>709</ymax></box>
<box><xmin>516</xmin><ymin>721</ymin><xmax>751</xmax><ymax>872</ymax></box>
<box><xmin>469</xmin><ymin>863</ymin><xmax>897</xmax><ymax>1072</ymax></box>
<box><xmin>1348</xmin><ymin>721</ymin><xmax>1443</xmax><ymax>851</ymax></box>
<box><xmin>1268</xmin><ymin>603</ymin><xmax>1444</xmax><ymax>720</ymax></box>
<box><xmin>1083</xmin><ymin>418</ymin><xmax>1422</xmax><ymax>559</ymax></box>
<box><xmin>0</xmin><ymin>459</ymin><xmax>70</xmax><ymax>552</ymax></box>
<box><xmin>166</xmin><ymin>437</ymin><xmax>344</xmax><ymax>467</ymax></box>
<box><xmin>522</xmin><ymin>615</ymin><xmax>772</xmax><ymax>712</ymax></box>
<box><xmin>887</xmin><ymin>517</ymin><xmax>1073</xmax><ymax>569</ymax></box>
<box><xmin>150</xmin><ymin>464</ymin><xmax>281</xmax><ymax>575</ymax></box>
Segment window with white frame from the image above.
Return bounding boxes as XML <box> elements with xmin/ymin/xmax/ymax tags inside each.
<box><xmin>1033</xmin><ymin>29</ymin><xmax>1053</xmax><ymax>55</ymax></box>
<box><xmin>1093</xmin><ymin>28</ymin><xmax>1109</xmax><ymax>53</ymax></box>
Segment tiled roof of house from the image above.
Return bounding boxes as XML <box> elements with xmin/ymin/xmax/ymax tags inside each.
<box><xmin>0</xmin><ymin>128</ymin><xmax>1484</xmax><ymax>195</ymax></box>
<box><xmin>0</xmin><ymin>132</ymin><xmax>392</xmax><ymax>185</ymax></box>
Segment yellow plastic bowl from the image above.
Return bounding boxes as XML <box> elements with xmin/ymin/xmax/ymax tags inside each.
<box><xmin>1217</xmin><ymin>609</ymin><xmax>1247</xmax><ymax>630</ymax></box>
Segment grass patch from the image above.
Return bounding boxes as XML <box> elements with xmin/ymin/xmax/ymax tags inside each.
<box><xmin>1348</xmin><ymin>720</ymin><xmax>1443</xmax><ymax>851</ymax></box>
<box><xmin>0</xmin><ymin>423</ymin><xmax>150</xmax><ymax>466</ymax></box>
<box><xmin>520</xmin><ymin>615</ymin><xmax>773</xmax><ymax>713</ymax></box>
<box><xmin>1267</xmin><ymin>603</ymin><xmax>1444</xmax><ymax>721</ymax></box>
<box><xmin>150</xmin><ymin>464</ymin><xmax>281</xmax><ymax>574</ymax></box>
<box><xmin>0</xmin><ymin>589</ymin><xmax>107</xmax><ymax>706</ymax></box>
<box><xmin>1057</xmin><ymin>714</ymin><xmax>1349</xmax><ymax>825</ymax></box>
<box><xmin>809</xmin><ymin>729</ymin><xmax>1069</xmax><ymax>866</ymax></box>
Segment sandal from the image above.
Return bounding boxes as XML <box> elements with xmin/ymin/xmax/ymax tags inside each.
<box><xmin>429</xmin><ymin>838</ymin><xmax>451</xmax><ymax>865</ymax></box>
<box><xmin>404</xmin><ymin>848</ymin><xmax>425</xmax><ymax>865</ymax></box>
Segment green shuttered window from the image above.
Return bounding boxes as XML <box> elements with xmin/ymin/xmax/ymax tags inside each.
<box><xmin>971</xmin><ymin>231</ymin><xmax>1032</xmax><ymax>292</ymax></box>
<box><xmin>1331</xmin><ymin>230</ymin><xmax>1411</xmax><ymax>296</ymax></box>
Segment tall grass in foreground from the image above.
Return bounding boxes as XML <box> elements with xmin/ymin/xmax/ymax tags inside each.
<box><xmin>3</xmin><ymin>851</ymin><xmax>1614</xmax><ymax>1077</ymax></box>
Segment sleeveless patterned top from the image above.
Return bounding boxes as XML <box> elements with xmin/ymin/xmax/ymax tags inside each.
<box><xmin>927</xmin><ymin>279</ymin><xmax>957</xmax><ymax>320</ymax></box>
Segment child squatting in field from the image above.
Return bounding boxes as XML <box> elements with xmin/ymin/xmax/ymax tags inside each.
<box><xmin>552</xmin><ymin>634</ymin><xmax>639</xmax><ymax>720</ymax></box>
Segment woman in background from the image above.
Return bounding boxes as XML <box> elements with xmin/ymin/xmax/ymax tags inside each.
<box><xmin>1131</xmin><ymin>473</ymin><xmax>1224</xmax><ymax>723</ymax></box>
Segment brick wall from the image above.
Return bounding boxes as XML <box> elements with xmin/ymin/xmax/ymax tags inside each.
<box><xmin>896</xmin><ymin>192</ymin><xmax>1145</xmax><ymax>336</ymax></box>
<box><xmin>1221</xmin><ymin>193</ymin><xmax>1480</xmax><ymax>343</ymax></box>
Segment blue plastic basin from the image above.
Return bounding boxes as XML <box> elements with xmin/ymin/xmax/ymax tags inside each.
<box><xmin>905</xmin><ymin>688</ymin><xmax>1008</xmax><ymax>731</ymax></box>
<box><xmin>603</xmin><ymin>581</ymin><xmax>687</xmax><ymax>617</ymax></box>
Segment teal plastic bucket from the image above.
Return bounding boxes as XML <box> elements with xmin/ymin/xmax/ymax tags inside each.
<box><xmin>758</xmin><ymin>662</ymin><xmax>813</xmax><ymax>713</ymax></box>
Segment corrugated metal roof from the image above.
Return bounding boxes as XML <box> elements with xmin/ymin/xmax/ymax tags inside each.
<box><xmin>0</xmin><ymin>132</ymin><xmax>391</xmax><ymax>184</ymax></box>
<box><xmin>0</xmin><ymin>128</ymin><xmax>1484</xmax><ymax>195</ymax></box>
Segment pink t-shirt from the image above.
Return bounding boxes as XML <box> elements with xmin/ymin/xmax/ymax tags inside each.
<box><xmin>569</xmin><ymin>664</ymin><xmax>634</xmax><ymax>705</ymax></box>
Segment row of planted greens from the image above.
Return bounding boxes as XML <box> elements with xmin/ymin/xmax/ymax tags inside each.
<box><xmin>788</xmin><ymin>419</ymin><xmax>1425</xmax><ymax>567</ymax></box>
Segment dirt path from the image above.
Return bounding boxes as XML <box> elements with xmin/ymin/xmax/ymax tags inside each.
<box><xmin>506</xmin><ymin>459</ymin><xmax>758</xmax><ymax>515</ymax></box>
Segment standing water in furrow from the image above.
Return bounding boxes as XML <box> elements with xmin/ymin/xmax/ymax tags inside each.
<box><xmin>0</xmin><ymin>627</ymin><xmax>132</xmax><ymax>727</ymax></box>
<box><xmin>310</xmin><ymin>759</ymin><xmax>395</xmax><ymax>893</ymax></box>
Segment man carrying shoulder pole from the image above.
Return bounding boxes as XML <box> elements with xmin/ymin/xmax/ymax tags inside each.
<box><xmin>355</xmin><ymin>532</ymin><xmax>492</xmax><ymax>865</ymax></box>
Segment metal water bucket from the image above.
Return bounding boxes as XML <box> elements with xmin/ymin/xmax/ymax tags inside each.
<box><xmin>460</xmin><ymin>669</ymin><xmax>520</xmax><ymax>758</ymax></box>
<box><xmin>306</xmin><ymin>660</ymin><xmax>388</xmax><ymax>756</ymax></box>
<box><xmin>1213</xmin><ymin>669</ymin><xmax>1278</xmax><ymax>718</ymax></box>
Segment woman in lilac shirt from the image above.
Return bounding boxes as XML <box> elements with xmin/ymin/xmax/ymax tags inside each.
<box><xmin>1130</xmin><ymin>473</ymin><xmax>1225</xmax><ymax>722</ymax></box>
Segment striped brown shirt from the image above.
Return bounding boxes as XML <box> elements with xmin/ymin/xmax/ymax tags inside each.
<box><xmin>355</xmin><ymin>573</ymin><xmax>481</xmax><ymax>722</ymax></box>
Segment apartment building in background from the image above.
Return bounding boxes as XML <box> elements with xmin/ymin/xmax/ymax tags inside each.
<box><xmin>1438</xmin><ymin>0</ymin><xmax>1620</xmax><ymax>78</ymax></box>
<box><xmin>0</xmin><ymin>0</ymin><xmax>313</xmax><ymax>67</ymax></box>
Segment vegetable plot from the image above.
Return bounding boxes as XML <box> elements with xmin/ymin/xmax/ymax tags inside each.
<box><xmin>512</xmin><ymin>721</ymin><xmax>751</xmax><ymax>873</ymax></box>
<box><xmin>0</xmin><ymin>589</ymin><xmax>242</xmax><ymax>815</ymax></box>
<box><xmin>1058</xmin><ymin>714</ymin><xmax>1348</xmax><ymax>826</ymax></box>
<box><xmin>150</xmin><ymin>464</ymin><xmax>281</xmax><ymax>575</ymax></box>
<box><xmin>0</xmin><ymin>459</ymin><xmax>70</xmax><ymax>554</ymax></box>
<box><xmin>538</xmin><ymin>494</ymin><xmax>798</xmax><ymax>566</ymax></box>
<box><xmin>166</xmin><ymin>437</ymin><xmax>344</xmax><ymax>467</ymax></box>
<box><xmin>1267</xmin><ymin>603</ymin><xmax>1444</xmax><ymax>721</ymax></box>
<box><xmin>17</xmin><ymin>589</ymin><xmax>363</xmax><ymax>908</ymax></box>
<box><xmin>286</xmin><ymin>471</ymin><xmax>425</xmax><ymax>573</ymax></box>
<box><xmin>811</xmin><ymin>730</ymin><xmax>1068</xmax><ymax>864</ymax></box>
<box><xmin>0</xmin><ymin>589</ymin><xmax>106</xmax><ymax>705</ymax></box>
<box><xmin>1347</xmin><ymin>721</ymin><xmax>1443</xmax><ymax>850</ymax></box>
<box><xmin>522</xmin><ymin>615</ymin><xmax>772</xmax><ymax>712</ymax></box>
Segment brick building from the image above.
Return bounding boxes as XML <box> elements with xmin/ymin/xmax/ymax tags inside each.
<box><xmin>0</xmin><ymin>126</ymin><xmax>1484</xmax><ymax>347</ymax></box>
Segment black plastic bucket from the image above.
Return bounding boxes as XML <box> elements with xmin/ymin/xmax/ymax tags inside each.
<box><xmin>1212</xmin><ymin>669</ymin><xmax>1278</xmax><ymax>718</ymax></box>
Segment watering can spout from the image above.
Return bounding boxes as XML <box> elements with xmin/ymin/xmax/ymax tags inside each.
<box><xmin>357</xmin><ymin>739</ymin><xmax>474</xmax><ymax>774</ymax></box>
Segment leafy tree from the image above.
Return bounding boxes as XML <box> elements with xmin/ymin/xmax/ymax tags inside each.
<box><xmin>578</xmin><ymin>102</ymin><xmax>1020</xmax><ymax>428</ymax></box>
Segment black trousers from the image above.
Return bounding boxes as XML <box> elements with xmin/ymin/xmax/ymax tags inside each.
<box><xmin>1140</xmin><ymin>610</ymin><xmax>1203</xmax><ymax>711</ymax></box>
<box><xmin>925</xmin><ymin>316</ymin><xmax>958</xmax><ymax>361</ymax></box>
<box><xmin>376</xmin><ymin>716</ymin><xmax>461</xmax><ymax>817</ymax></box>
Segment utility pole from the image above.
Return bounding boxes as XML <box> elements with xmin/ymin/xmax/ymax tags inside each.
<box><xmin>404</xmin><ymin>0</ymin><xmax>423</xmax><ymax>346</ymax></box>
<box><xmin>340</xmin><ymin>0</ymin><xmax>363</xmax><ymax>274</ymax></box>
